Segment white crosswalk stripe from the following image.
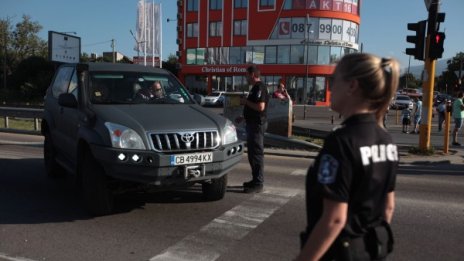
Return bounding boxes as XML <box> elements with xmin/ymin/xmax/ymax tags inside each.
<box><xmin>149</xmin><ymin>187</ymin><xmax>301</xmax><ymax>261</ymax></box>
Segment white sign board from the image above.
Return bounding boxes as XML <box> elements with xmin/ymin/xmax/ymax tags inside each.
<box><xmin>48</xmin><ymin>31</ymin><xmax>81</xmax><ymax>63</ymax></box>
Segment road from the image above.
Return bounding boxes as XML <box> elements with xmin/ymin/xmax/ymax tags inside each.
<box><xmin>1</xmin><ymin>141</ymin><xmax>463</xmax><ymax>261</ymax></box>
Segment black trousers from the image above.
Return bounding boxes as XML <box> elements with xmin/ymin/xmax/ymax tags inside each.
<box><xmin>246</xmin><ymin>121</ymin><xmax>266</xmax><ymax>185</ymax></box>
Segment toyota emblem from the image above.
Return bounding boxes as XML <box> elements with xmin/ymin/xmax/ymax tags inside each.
<box><xmin>181</xmin><ymin>132</ymin><xmax>195</xmax><ymax>143</ymax></box>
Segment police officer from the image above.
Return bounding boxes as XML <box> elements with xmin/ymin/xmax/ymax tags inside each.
<box><xmin>296</xmin><ymin>53</ymin><xmax>399</xmax><ymax>261</ymax></box>
<box><xmin>240</xmin><ymin>65</ymin><xmax>269</xmax><ymax>193</ymax></box>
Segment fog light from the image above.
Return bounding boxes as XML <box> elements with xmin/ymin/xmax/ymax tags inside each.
<box><xmin>118</xmin><ymin>153</ymin><xmax>126</xmax><ymax>161</ymax></box>
<box><xmin>231</xmin><ymin>147</ymin><xmax>236</xmax><ymax>154</ymax></box>
<box><xmin>237</xmin><ymin>145</ymin><xmax>242</xmax><ymax>152</ymax></box>
<box><xmin>132</xmin><ymin>154</ymin><xmax>141</xmax><ymax>162</ymax></box>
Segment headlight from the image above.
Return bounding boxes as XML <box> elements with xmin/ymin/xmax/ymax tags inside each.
<box><xmin>222</xmin><ymin>120</ymin><xmax>238</xmax><ymax>145</ymax></box>
<box><xmin>104</xmin><ymin>122</ymin><xmax>146</xmax><ymax>150</ymax></box>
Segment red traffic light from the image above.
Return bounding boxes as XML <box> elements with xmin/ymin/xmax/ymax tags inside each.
<box><xmin>429</xmin><ymin>32</ymin><xmax>445</xmax><ymax>60</ymax></box>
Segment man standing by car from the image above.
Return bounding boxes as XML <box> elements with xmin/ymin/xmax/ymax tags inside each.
<box><xmin>452</xmin><ymin>91</ymin><xmax>464</xmax><ymax>146</ymax></box>
<box><xmin>240</xmin><ymin>65</ymin><xmax>269</xmax><ymax>193</ymax></box>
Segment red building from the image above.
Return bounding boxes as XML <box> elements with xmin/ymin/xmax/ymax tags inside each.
<box><xmin>175</xmin><ymin>0</ymin><xmax>361</xmax><ymax>106</ymax></box>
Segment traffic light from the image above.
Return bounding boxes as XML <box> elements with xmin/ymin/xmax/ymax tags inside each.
<box><xmin>429</xmin><ymin>32</ymin><xmax>445</xmax><ymax>59</ymax></box>
<box><xmin>405</xmin><ymin>20</ymin><xmax>427</xmax><ymax>61</ymax></box>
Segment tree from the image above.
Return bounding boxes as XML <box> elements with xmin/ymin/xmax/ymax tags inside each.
<box><xmin>0</xmin><ymin>15</ymin><xmax>48</xmax><ymax>102</ymax></box>
<box><xmin>438</xmin><ymin>52</ymin><xmax>464</xmax><ymax>95</ymax></box>
<box><xmin>9</xmin><ymin>15</ymin><xmax>47</xmax><ymax>70</ymax></box>
<box><xmin>162</xmin><ymin>54</ymin><xmax>179</xmax><ymax>76</ymax></box>
<box><xmin>399</xmin><ymin>73</ymin><xmax>420</xmax><ymax>90</ymax></box>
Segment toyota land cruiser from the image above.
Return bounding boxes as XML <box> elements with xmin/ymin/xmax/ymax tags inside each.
<box><xmin>41</xmin><ymin>63</ymin><xmax>243</xmax><ymax>216</ymax></box>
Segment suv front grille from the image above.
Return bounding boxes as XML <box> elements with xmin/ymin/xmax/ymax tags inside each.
<box><xmin>150</xmin><ymin>130</ymin><xmax>220</xmax><ymax>152</ymax></box>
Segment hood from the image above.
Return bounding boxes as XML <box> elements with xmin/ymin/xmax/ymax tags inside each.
<box><xmin>92</xmin><ymin>104</ymin><xmax>227</xmax><ymax>134</ymax></box>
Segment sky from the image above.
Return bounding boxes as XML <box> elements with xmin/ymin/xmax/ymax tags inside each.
<box><xmin>1</xmin><ymin>0</ymin><xmax>463</xmax><ymax>70</ymax></box>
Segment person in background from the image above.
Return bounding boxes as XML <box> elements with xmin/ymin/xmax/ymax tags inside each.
<box><xmin>273</xmin><ymin>80</ymin><xmax>291</xmax><ymax>100</ymax></box>
<box><xmin>296</xmin><ymin>53</ymin><xmax>398</xmax><ymax>261</ymax></box>
<box><xmin>452</xmin><ymin>91</ymin><xmax>464</xmax><ymax>146</ymax></box>
<box><xmin>412</xmin><ymin>96</ymin><xmax>422</xmax><ymax>134</ymax></box>
<box><xmin>240</xmin><ymin>65</ymin><xmax>269</xmax><ymax>193</ymax></box>
<box><xmin>436</xmin><ymin>99</ymin><xmax>447</xmax><ymax>132</ymax></box>
<box><xmin>401</xmin><ymin>107</ymin><xmax>412</xmax><ymax>133</ymax></box>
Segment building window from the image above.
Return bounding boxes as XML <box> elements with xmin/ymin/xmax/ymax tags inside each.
<box><xmin>317</xmin><ymin>46</ymin><xmax>330</xmax><ymax>65</ymax></box>
<box><xmin>187</xmin><ymin>49</ymin><xmax>196</xmax><ymax>65</ymax></box>
<box><xmin>234</xmin><ymin>0</ymin><xmax>248</xmax><ymax>8</ymax></box>
<box><xmin>307</xmin><ymin>45</ymin><xmax>318</xmax><ymax>65</ymax></box>
<box><xmin>260</xmin><ymin>0</ymin><xmax>275</xmax><ymax>8</ymax></box>
<box><xmin>265</xmin><ymin>46</ymin><xmax>277</xmax><ymax>64</ymax></box>
<box><xmin>210</xmin><ymin>0</ymin><xmax>223</xmax><ymax>10</ymax></box>
<box><xmin>187</xmin><ymin>23</ymin><xmax>198</xmax><ymax>38</ymax></box>
<box><xmin>209</xmin><ymin>21</ymin><xmax>222</xmax><ymax>37</ymax></box>
<box><xmin>290</xmin><ymin>45</ymin><xmax>304</xmax><ymax>64</ymax></box>
<box><xmin>330</xmin><ymin>47</ymin><xmax>342</xmax><ymax>64</ymax></box>
<box><xmin>233</xmin><ymin>20</ymin><xmax>247</xmax><ymax>36</ymax></box>
<box><xmin>277</xmin><ymin>45</ymin><xmax>290</xmax><ymax>64</ymax></box>
<box><xmin>187</xmin><ymin>0</ymin><xmax>198</xmax><ymax>12</ymax></box>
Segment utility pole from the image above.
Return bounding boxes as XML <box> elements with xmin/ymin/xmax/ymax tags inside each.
<box><xmin>111</xmin><ymin>39</ymin><xmax>115</xmax><ymax>63</ymax></box>
<box><xmin>419</xmin><ymin>0</ymin><xmax>446</xmax><ymax>151</ymax></box>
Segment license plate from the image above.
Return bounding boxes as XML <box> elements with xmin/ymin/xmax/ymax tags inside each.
<box><xmin>170</xmin><ymin>152</ymin><xmax>213</xmax><ymax>166</ymax></box>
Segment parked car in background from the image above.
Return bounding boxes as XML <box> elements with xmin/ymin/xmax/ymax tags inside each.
<box><xmin>391</xmin><ymin>94</ymin><xmax>414</xmax><ymax>110</ymax></box>
<box><xmin>204</xmin><ymin>91</ymin><xmax>225</xmax><ymax>106</ymax></box>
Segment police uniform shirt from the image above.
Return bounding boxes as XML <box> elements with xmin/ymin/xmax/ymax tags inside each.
<box><xmin>305</xmin><ymin>113</ymin><xmax>399</xmax><ymax>237</ymax></box>
<box><xmin>243</xmin><ymin>81</ymin><xmax>269</xmax><ymax>124</ymax></box>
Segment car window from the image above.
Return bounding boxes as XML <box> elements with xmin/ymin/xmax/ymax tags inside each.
<box><xmin>52</xmin><ymin>67</ymin><xmax>74</xmax><ymax>98</ymax></box>
<box><xmin>89</xmin><ymin>72</ymin><xmax>193</xmax><ymax>105</ymax></box>
<box><xmin>397</xmin><ymin>96</ymin><xmax>409</xmax><ymax>101</ymax></box>
<box><xmin>210</xmin><ymin>92</ymin><xmax>222</xmax><ymax>96</ymax></box>
<box><xmin>69</xmin><ymin>70</ymin><xmax>78</xmax><ymax>99</ymax></box>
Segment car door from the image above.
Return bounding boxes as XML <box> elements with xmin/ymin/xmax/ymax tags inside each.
<box><xmin>58</xmin><ymin>69</ymin><xmax>80</xmax><ymax>164</ymax></box>
<box><xmin>46</xmin><ymin>66</ymin><xmax>74</xmax><ymax>160</ymax></box>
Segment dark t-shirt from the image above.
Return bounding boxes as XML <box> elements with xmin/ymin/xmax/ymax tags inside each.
<box><xmin>244</xmin><ymin>81</ymin><xmax>269</xmax><ymax>124</ymax></box>
<box><xmin>305</xmin><ymin>113</ymin><xmax>398</xmax><ymax>237</ymax></box>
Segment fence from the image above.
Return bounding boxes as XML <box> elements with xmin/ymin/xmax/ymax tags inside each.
<box><xmin>0</xmin><ymin>107</ymin><xmax>43</xmax><ymax>134</ymax></box>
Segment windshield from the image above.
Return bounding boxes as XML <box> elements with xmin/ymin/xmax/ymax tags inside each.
<box><xmin>89</xmin><ymin>72</ymin><xmax>193</xmax><ymax>105</ymax></box>
<box><xmin>397</xmin><ymin>96</ymin><xmax>410</xmax><ymax>101</ymax></box>
<box><xmin>209</xmin><ymin>92</ymin><xmax>222</xmax><ymax>97</ymax></box>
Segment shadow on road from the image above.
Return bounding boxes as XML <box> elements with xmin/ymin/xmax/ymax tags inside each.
<box><xmin>0</xmin><ymin>158</ymin><xmax>239</xmax><ymax>224</ymax></box>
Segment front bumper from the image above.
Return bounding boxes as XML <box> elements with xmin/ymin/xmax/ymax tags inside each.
<box><xmin>90</xmin><ymin>141</ymin><xmax>244</xmax><ymax>187</ymax></box>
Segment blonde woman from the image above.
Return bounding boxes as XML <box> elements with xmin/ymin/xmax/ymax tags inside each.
<box><xmin>297</xmin><ymin>53</ymin><xmax>399</xmax><ymax>261</ymax></box>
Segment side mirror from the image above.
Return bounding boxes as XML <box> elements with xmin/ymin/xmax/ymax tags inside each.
<box><xmin>193</xmin><ymin>94</ymin><xmax>205</xmax><ymax>105</ymax></box>
<box><xmin>58</xmin><ymin>93</ymin><xmax>78</xmax><ymax>108</ymax></box>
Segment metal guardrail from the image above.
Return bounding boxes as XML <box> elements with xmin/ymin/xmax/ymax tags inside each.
<box><xmin>0</xmin><ymin>107</ymin><xmax>43</xmax><ymax>133</ymax></box>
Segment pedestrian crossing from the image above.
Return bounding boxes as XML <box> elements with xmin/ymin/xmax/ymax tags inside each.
<box><xmin>149</xmin><ymin>187</ymin><xmax>301</xmax><ymax>261</ymax></box>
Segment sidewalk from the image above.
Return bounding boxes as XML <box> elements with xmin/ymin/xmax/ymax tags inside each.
<box><xmin>290</xmin><ymin>113</ymin><xmax>464</xmax><ymax>165</ymax></box>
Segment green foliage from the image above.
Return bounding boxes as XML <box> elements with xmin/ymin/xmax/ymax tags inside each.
<box><xmin>438</xmin><ymin>52</ymin><xmax>464</xmax><ymax>94</ymax></box>
<box><xmin>399</xmin><ymin>73</ymin><xmax>421</xmax><ymax>89</ymax></box>
<box><xmin>162</xmin><ymin>54</ymin><xmax>179</xmax><ymax>76</ymax></box>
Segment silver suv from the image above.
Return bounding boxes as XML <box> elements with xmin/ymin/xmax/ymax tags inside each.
<box><xmin>42</xmin><ymin>63</ymin><xmax>243</xmax><ymax>216</ymax></box>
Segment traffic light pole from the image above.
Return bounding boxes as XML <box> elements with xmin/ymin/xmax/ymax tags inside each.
<box><xmin>418</xmin><ymin>0</ymin><xmax>440</xmax><ymax>151</ymax></box>
<box><xmin>419</xmin><ymin>41</ymin><xmax>435</xmax><ymax>150</ymax></box>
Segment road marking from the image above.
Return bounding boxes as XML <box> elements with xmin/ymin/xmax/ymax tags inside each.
<box><xmin>290</xmin><ymin>169</ymin><xmax>307</xmax><ymax>176</ymax></box>
<box><xmin>0</xmin><ymin>252</ymin><xmax>37</xmax><ymax>261</ymax></box>
<box><xmin>149</xmin><ymin>187</ymin><xmax>300</xmax><ymax>261</ymax></box>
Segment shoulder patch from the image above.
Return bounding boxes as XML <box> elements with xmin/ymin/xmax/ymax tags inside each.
<box><xmin>317</xmin><ymin>154</ymin><xmax>339</xmax><ymax>184</ymax></box>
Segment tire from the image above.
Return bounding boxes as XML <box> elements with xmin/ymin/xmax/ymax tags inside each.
<box><xmin>202</xmin><ymin>174</ymin><xmax>227</xmax><ymax>201</ymax></box>
<box><xmin>43</xmin><ymin>132</ymin><xmax>65</xmax><ymax>178</ymax></box>
<box><xmin>81</xmin><ymin>152</ymin><xmax>114</xmax><ymax>216</ymax></box>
